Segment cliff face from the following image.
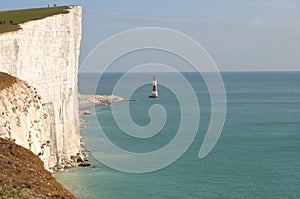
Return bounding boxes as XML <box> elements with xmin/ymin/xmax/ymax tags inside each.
<box><xmin>0</xmin><ymin>6</ymin><xmax>82</xmax><ymax>169</ymax></box>
<box><xmin>0</xmin><ymin>73</ymin><xmax>50</xmax><ymax>166</ymax></box>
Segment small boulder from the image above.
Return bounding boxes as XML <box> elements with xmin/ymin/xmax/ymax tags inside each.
<box><xmin>78</xmin><ymin>162</ymin><xmax>91</xmax><ymax>167</ymax></box>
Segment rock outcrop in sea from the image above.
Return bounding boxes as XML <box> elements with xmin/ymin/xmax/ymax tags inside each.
<box><xmin>0</xmin><ymin>6</ymin><xmax>82</xmax><ymax>170</ymax></box>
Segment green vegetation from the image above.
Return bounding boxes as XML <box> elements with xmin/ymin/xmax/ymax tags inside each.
<box><xmin>0</xmin><ymin>184</ymin><xmax>40</xmax><ymax>199</ymax></box>
<box><xmin>0</xmin><ymin>6</ymin><xmax>70</xmax><ymax>33</ymax></box>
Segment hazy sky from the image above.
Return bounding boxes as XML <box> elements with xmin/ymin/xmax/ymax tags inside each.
<box><xmin>1</xmin><ymin>0</ymin><xmax>300</xmax><ymax>71</ymax></box>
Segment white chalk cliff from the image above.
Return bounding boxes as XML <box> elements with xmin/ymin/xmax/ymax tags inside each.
<box><xmin>0</xmin><ymin>6</ymin><xmax>82</xmax><ymax>169</ymax></box>
<box><xmin>0</xmin><ymin>73</ymin><xmax>51</xmax><ymax>167</ymax></box>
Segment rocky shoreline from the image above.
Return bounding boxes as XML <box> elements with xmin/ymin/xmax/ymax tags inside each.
<box><xmin>53</xmin><ymin>94</ymin><xmax>129</xmax><ymax>172</ymax></box>
<box><xmin>78</xmin><ymin>94</ymin><xmax>128</xmax><ymax>110</ymax></box>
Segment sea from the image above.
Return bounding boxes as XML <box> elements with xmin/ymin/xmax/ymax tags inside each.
<box><xmin>54</xmin><ymin>72</ymin><xmax>300</xmax><ymax>199</ymax></box>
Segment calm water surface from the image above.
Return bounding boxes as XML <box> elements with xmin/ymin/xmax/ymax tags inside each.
<box><xmin>55</xmin><ymin>72</ymin><xmax>300</xmax><ymax>199</ymax></box>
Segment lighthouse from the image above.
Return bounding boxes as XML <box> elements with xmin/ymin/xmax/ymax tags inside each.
<box><xmin>149</xmin><ymin>75</ymin><xmax>158</xmax><ymax>98</ymax></box>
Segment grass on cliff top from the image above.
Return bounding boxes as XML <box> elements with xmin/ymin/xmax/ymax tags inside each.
<box><xmin>0</xmin><ymin>6</ymin><xmax>70</xmax><ymax>33</ymax></box>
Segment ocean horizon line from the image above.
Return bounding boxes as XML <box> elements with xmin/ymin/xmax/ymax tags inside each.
<box><xmin>78</xmin><ymin>70</ymin><xmax>300</xmax><ymax>74</ymax></box>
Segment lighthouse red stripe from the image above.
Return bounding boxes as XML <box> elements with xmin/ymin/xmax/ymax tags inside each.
<box><xmin>152</xmin><ymin>85</ymin><xmax>156</xmax><ymax>91</ymax></box>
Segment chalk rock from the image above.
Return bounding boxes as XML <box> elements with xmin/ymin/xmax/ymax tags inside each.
<box><xmin>0</xmin><ymin>6</ymin><xmax>82</xmax><ymax>169</ymax></box>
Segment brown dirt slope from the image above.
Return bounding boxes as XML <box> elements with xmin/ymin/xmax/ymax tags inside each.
<box><xmin>0</xmin><ymin>138</ymin><xmax>76</xmax><ymax>199</ymax></box>
<box><xmin>0</xmin><ymin>72</ymin><xmax>17</xmax><ymax>91</ymax></box>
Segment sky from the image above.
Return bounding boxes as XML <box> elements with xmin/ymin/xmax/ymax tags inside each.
<box><xmin>1</xmin><ymin>0</ymin><xmax>300</xmax><ymax>71</ymax></box>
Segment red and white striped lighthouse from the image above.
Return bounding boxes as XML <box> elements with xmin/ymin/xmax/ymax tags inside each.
<box><xmin>149</xmin><ymin>75</ymin><xmax>158</xmax><ymax>98</ymax></box>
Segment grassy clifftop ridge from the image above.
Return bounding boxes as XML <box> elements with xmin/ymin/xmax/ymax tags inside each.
<box><xmin>0</xmin><ymin>6</ymin><xmax>71</xmax><ymax>33</ymax></box>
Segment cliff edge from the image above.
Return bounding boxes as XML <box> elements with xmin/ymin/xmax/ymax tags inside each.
<box><xmin>0</xmin><ymin>137</ymin><xmax>76</xmax><ymax>198</ymax></box>
<box><xmin>0</xmin><ymin>6</ymin><xmax>82</xmax><ymax>169</ymax></box>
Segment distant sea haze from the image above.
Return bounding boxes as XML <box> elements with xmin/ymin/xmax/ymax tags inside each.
<box><xmin>56</xmin><ymin>72</ymin><xmax>300</xmax><ymax>198</ymax></box>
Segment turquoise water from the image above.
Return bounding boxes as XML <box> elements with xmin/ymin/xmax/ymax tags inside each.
<box><xmin>55</xmin><ymin>72</ymin><xmax>300</xmax><ymax>198</ymax></box>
